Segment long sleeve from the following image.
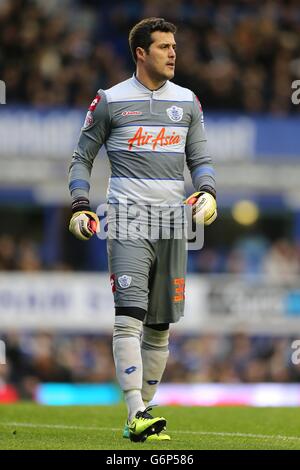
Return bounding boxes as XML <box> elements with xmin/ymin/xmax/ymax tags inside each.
<box><xmin>185</xmin><ymin>94</ymin><xmax>216</xmax><ymax>194</ymax></box>
<box><xmin>68</xmin><ymin>90</ymin><xmax>111</xmax><ymax>201</ymax></box>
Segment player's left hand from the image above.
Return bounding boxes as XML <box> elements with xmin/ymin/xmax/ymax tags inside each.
<box><xmin>184</xmin><ymin>191</ymin><xmax>217</xmax><ymax>225</ymax></box>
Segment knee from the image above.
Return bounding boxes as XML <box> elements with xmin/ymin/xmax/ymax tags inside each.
<box><xmin>142</xmin><ymin>324</ymin><xmax>169</xmax><ymax>351</ymax></box>
<box><xmin>113</xmin><ymin>313</ymin><xmax>143</xmax><ymax>341</ymax></box>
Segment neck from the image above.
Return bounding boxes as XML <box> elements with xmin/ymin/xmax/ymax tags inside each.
<box><xmin>136</xmin><ymin>68</ymin><xmax>166</xmax><ymax>91</ymax></box>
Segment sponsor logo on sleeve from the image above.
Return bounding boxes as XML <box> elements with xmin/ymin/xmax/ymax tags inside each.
<box><xmin>83</xmin><ymin>110</ymin><xmax>94</xmax><ymax>128</ymax></box>
<box><xmin>83</xmin><ymin>94</ymin><xmax>101</xmax><ymax>128</ymax></box>
<box><xmin>89</xmin><ymin>94</ymin><xmax>101</xmax><ymax>111</ymax></box>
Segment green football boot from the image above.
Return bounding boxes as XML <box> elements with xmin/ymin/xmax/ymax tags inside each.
<box><xmin>126</xmin><ymin>406</ymin><xmax>167</xmax><ymax>442</ymax></box>
<box><xmin>123</xmin><ymin>422</ymin><xmax>170</xmax><ymax>441</ymax></box>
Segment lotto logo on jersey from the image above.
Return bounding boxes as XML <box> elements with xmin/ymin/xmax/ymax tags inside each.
<box><xmin>122</xmin><ymin>111</ymin><xmax>142</xmax><ymax>116</ymax></box>
<box><xmin>127</xmin><ymin>126</ymin><xmax>181</xmax><ymax>151</ymax></box>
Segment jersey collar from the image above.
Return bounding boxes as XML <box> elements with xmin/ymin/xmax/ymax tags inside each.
<box><xmin>131</xmin><ymin>74</ymin><xmax>169</xmax><ymax>95</ymax></box>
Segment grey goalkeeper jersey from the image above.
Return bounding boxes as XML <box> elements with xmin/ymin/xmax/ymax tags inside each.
<box><xmin>69</xmin><ymin>74</ymin><xmax>216</xmax><ymax>223</ymax></box>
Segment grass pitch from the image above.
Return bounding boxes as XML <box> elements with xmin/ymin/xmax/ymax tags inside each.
<box><xmin>0</xmin><ymin>403</ymin><xmax>300</xmax><ymax>450</ymax></box>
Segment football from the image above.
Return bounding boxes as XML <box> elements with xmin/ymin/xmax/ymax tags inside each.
<box><xmin>186</xmin><ymin>192</ymin><xmax>217</xmax><ymax>225</ymax></box>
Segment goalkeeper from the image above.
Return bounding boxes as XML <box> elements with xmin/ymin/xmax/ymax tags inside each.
<box><xmin>68</xmin><ymin>17</ymin><xmax>216</xmax><ymax>442</ymax></box>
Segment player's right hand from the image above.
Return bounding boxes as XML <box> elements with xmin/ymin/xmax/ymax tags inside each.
<box><xmin>69</xmin><ymin>210</ymin><xmax>100</xmax><ymax>241</ymax></box>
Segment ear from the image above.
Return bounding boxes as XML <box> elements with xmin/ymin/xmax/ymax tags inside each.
<box><xmin>136</xmin><ymin>46</ymin><xmax>146</xmax><ymax>62</ymax></box>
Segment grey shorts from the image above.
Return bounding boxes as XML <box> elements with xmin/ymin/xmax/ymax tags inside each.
<box><xmin>107</xmin><ymin>235</ymin><xmax>187</xmax><ymax>324</ymax></box>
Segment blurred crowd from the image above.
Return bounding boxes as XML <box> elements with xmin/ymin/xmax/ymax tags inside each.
<box><xmin>0</xmin><ymin>0</ymin><xmax>299</xmax><ymax>113</ymax></box>
<box><xmin>0</xmin><ymin>234</ymin><xmax>71</xmax><ymax>272</ymax></box>
<box><xmin>1</xmin><ymin>331</ymin><xmax>300</xmax><ymax>400</ymax></box>
<box><xmin>1</xmin><ymin>232</ymin><xmax>300</xmax><ymax>280</ymax></box>
<box><xmin>0</xmin><ymin>332</ymin><xmax>115</xmax><ymax>399</ymax></box>
<box><xmin>0</xmin><ymin>234</ymin><xmax>44</xmax><ymax>272</ymax></box>
<box><xmin>166</xmin><ymin>332</ymin><xmax>300</xmax><ymax>383</ymax></box>
<box><xmin>189</xmin><ymin>237</ymin><xmax>300</xmax><ymax>280</ymax></box>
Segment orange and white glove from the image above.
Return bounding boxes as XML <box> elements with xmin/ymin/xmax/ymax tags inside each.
<box><xmin>69</xmin><ymin>198</ymin><xmax>100</xmax><ymax>241</ymax></box>
<box><xmin>184</xmin><ymin>189</ymin><xmax>217</xmax><ymax>226</ymax></box>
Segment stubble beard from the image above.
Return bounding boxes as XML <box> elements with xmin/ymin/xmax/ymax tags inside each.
<box><xmin>153</xmin><ymin>65</ymin><xmax>175</xmax><ymax>83</ymax></box>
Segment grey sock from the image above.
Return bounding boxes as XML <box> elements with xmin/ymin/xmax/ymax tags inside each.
<box><xmin>141</xmin><ymin>326</ymin><xmax>169</xmax><ymax>404</ymax></box>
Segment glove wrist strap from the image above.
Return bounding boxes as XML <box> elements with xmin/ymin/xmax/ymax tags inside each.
<box><xmin>72</xmin><ymin>197</ymin><xmax>91</xmax><ymax>214</ymax></box>
<box><xmin>199</xmin><ymin>185</ymin><xmax>216</xmax><ymax>200</ymax></box>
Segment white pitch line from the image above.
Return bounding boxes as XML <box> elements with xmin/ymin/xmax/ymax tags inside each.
<box><xmin>1</xmin><ymin>421</ymin><xmax>300</xmax><ymax>443</ymax></box>
<box><xmin>0</xmin><ymin>422</ymin><xmax>121</xmax><ymax>432</ymax></box>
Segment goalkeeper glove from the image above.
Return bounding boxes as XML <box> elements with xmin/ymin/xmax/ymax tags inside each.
<box><xmin>69</xmin><ymin>197</ymin><xmax>100</xmax><ymax>241</ymax></box>
<box><xmin>184</xmin><ymin>187</ymin><xmax>217</xmax><ymax>226</ymax></box>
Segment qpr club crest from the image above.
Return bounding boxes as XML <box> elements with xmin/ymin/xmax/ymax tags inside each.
<box><xmin>166</xmin><ymin>105</ymin><xmax>183</xmax><ymax>122</ymax></box>
<box><xmin>118</xmin><ymin>275</ymin><xmax>132</xmax><ymax>289</ymax></box>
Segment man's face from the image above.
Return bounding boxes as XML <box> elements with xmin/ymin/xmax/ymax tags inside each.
<box><xmin>141</xmin><ymin>31</ymin><xmax>176</xmax><ymax>81</ymax></box>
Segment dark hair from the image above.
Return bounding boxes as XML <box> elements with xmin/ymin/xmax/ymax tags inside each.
<box><xmin>129</xmin><ymin>17</ymin><xmax>177</xmax><ymax>63</ymax></box>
